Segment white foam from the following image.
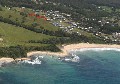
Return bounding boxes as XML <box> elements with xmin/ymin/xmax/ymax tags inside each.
<box><xmin>71</xmin><ymin>55</ymin><xmax>80</xmax><ymax>63</ymax></box>
<box><xmin>64</xmin><ymin>58</ymin><xmax>71</xmax><ymax>61</ymax></box>
<box><xmin>69</xmin><ymin>48</ymin><xmax>120</xmax><ymax>52</ymax></box>
<box><xmin>21</xmin><ymin>57</ymin><xmax>42</xmax><ymax>65</ymax></box>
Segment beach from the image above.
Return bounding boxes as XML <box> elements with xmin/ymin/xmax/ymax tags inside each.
<box><xmin>1</xmin><ymin>43</ymin><xmax>120</xmax><ymax>84</ymax></box>
<box><xmin>27</xmin><ymin>43</ymin><xmax>120</xmax><ymax>57</ymax></box>
<box><xmin>0</xmin><ymin>43</ymin><xmax>120</xmax><ymax>66</ymax></box>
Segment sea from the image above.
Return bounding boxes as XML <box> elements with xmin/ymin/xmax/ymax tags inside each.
<box><xmin>0</xmin><ymin>48</ymin><xmax>120</xmax><ymax>84</ymax></box>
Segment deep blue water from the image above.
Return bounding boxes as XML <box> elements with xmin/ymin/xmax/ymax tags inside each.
<box><xmin>0</xmin><ymin>49</ymin><xmax>120</xmax><ymax>84</ymax></box>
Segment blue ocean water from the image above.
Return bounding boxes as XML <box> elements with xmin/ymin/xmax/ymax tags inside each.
<box><xmin>0</xmin><ymin>49</ymin><xmax>120</xmax><ymax>84</ymax></box>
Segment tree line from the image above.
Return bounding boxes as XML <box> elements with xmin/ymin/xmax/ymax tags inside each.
<box><xmin>0</xmin><ymin>44</ymin><xmax>61</xmax><ymax>59</ymax></box>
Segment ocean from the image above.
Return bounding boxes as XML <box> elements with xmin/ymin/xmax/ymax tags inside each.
<box><xmin>0</xmin><ymin>48</ymin><xmax>120</xmax><ymax>84</ymax></box>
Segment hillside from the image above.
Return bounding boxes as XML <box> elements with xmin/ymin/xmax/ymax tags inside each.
<box><xmin>0</xmin><ymin>7</ymin><xmax>63</xmax><ymax>58</ymax></box>
<box><xmin>85</xmin><ymin>0</ymin><xmax>120</xmax><ymax>6</ymax></box>
<box><xmin>0</xmin><ymin>22</ymin><xmax>54</xmax><ymax>47</ymax></box>
<box><xmin>48</xmin><ymin>0</ymin><xmax>120</xmax><ymax>7</ymax></box>
<box><xmin>0</xmin><ymin>6</ymin><xmax>97</xmax><ymax>58</ymax></box>
<box><xmin>0</xmin><ymin>0</ymin><xmax>119</xmax><ymax>58</ymax></box>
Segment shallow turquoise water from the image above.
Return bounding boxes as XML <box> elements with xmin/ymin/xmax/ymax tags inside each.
<box><xmin>0</xmin><ymin>50</ymin><xmax>120</xmax><ymax>84</ymax></box>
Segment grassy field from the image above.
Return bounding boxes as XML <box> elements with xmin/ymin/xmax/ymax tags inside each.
<box><xmin>0</xmin><ymin>22</ymin><xmax>54</xmax><ymax>47</ymax></box>
<box><xmin>0</xmin><ymin>7</ymin><xmax>61</xmax><ymax>47</ymax></box>
<box><xmin>0</xmin><ymin>7</ymin><xmax>59</xmax><ymax>31</ymax></box>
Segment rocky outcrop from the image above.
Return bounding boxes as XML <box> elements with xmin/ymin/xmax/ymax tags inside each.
<box><xmin>0</xmin><ymin>57</ymin><xmax>14</xmax><ymax>67</ymax></box>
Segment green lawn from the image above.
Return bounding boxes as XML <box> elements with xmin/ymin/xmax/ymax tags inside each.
<box><xmin>0</xmin><ymin>22</ymin><xmax>54</xmax><ymax>47</ymax></box>
<box><xmin>0</xmin><ymin>7</ymin><xmax>59</xmax><ymax>31</ymax></box>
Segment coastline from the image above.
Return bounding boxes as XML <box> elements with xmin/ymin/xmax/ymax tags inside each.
<box><xmin>0</xmin><ymin>57</ymin><xmax>14</xmax><ymax>67</ymax></box>
<box><xmin>27</xmin><ymin>43</ymin><xmax>120</xmax><ymax>57</ymax></box>
<box><xmin>0</xmin><ymin>43</ymin><xmax>120</xmax><ymax>67</ymax></box>
<box><xmin>0</xmin><ymin>57</ymin><xmax>31</xmax><ymax>67</ymax></box>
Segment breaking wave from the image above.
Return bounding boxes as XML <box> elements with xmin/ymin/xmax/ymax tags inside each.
<box><xmin>20</xmin><ymin>56</ymin><xmax>44</xmax><ymax>65</ymax></box>
<box><xmin>69</xmin><ymin>48</ymin><xmax>120</xmax><ymax>52</ymax></box>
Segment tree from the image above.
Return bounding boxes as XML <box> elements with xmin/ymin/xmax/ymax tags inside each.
<box><xmin>8</xmin><ymin>15</ymin><xmax>12</xmax><ymax>18</ymax></box>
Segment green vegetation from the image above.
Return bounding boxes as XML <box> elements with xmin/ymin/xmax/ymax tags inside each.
<box><xmin>0</xmin><ymin>7</ymin><xmax>64</xmax><ymax>58</ymax></box>
<box><xmin>0</xmin><ymin>22</ymin><xmax>54</xmax><ymax>47</ymax></box>
<box><xmin>0</xmin><ymin>0</ymin><xmax>119</xmax><ymax>58</ymax></box>
<box><xmin>0</xmin><ymin>7</ymin><xmax>59</xmax><ymax>31</ymax></box>
<box><xmin>0</xmin><ymin>7</ymin><xmax>73</xmax><ymax>58</ymax></box>
<box><xmin>0</xmin><ymin>22</ymin><xmax>62</xmax><ymax>58</ymax></box>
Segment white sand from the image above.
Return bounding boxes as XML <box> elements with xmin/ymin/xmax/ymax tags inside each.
<box><xmin>15</xmin><ymin>58</ymin><xmax>30</xmax><ymax>60</ymax></box>
<box><xmin>27</xmin><ymin>43</ymin><xmax>120</xmax><ymax>57</ymax></box>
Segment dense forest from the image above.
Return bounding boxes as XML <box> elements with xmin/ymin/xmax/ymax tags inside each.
<box><xmin>48</xmin><ymin>0</ymin><xmax>120</xmax><ymax>8</ymax></box>
<box><xmin>0</xmin><ymin>0</ymin><xmax>35</xmax><ymax>7</ymax></box>
<box><xmin>1</xmin><ymin>0</ymin><xmax>120</xmax><ymax>8</ymax></box>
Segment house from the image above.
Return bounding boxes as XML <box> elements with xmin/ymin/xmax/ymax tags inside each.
<box><xmin>113</xmin><ymin>32</ymin><xmax>120</xmax><ymax>38</ymax></box>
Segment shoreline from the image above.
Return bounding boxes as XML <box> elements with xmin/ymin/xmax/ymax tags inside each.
<box><xmin>0</xmin><ymin>57</ymin><xmax>31</xmax><ymax>67</ymax></box>
<box><xmin>27</xmin><ymin>43</ymin><xmax>120</xmax><ymax>57</ymax></box>
<box><xmin>0</xmin><ymin>57</ymin><xmax>14</xmax><ymax>67</ymax></box>
<box><xmin>0</xmin><ymin>43</ymin><xmax>120</xmax><ymax>67</ymax></box>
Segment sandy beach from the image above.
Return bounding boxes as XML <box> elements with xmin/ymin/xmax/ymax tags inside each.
<box><xmin>0</xmin><ymin>43</ymin><xmax>120</xmax><ymax>67</ymax></box>
<box><xmin>27</xmin><ymin>43</ymin><xmax>120</xmax><ymax>57</ymax></box>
